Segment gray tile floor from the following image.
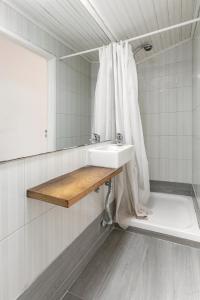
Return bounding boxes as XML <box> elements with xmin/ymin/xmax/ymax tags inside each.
<box><xmin>62</xmin><ymin>229</ymin><xmax>200</xmax><ymax>300</ymax></box>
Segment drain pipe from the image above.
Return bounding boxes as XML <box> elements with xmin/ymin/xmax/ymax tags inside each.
<box><xmin>101</xmin><ymin>180</ymin><xmax>113</xmax><ymax>227</ymax></box>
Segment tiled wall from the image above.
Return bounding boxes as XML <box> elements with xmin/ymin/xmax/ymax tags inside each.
<box><xmin>56</xmin><ymin>58</ymin><xmax>92</xmax><ymax>149</ymax></box>
<box><xmin>192</xmin><ymin>35</ymin><xmax>200</xmax><ymax>208</ymax></box>
<box><xmin>90</xmin><ymin>63</ymin><xmax>99</xmax><ymax>131</ymax></box>
<box><xmin>0</xmin><ymin>146</ymin><xmax>108</xmax><ymax>300</ymax></box>
<box><xmin>0</xmin><ymin>3</ymin><xmax>106</xmax><ymax>300</ymax></box>
<box><xmin>138</xmin><ymin>41</ymin><xmax>192</xmax><ymax>183</ymax></box>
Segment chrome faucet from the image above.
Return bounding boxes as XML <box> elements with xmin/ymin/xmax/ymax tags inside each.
<box><xmin>116</xmin><ymin>133</ymin><xmax>123</xmax><ymax>145</ymax></box>
<box><xmin>90</xmin><ymin>133</ymin><xmax>100</xmax><ymax>144</ymax></box>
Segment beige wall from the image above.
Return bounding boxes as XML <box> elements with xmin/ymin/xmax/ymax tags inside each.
<box><xmin>0</xmin><ymin>33</ymin><xmax>48</xmax><ymax>161</ymax></box>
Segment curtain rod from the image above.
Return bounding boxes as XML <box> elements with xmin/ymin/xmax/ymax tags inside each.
<box><xmin>59</xmin><ymin>17</ymin><xmax>200</xmax><ymax>60</ymax></box>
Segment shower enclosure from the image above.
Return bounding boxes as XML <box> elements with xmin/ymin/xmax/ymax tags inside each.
<box><xmin>121</xmin><ymin>38</ymin><xmax>200</xmax><ymax>242</ymax></box>
<box><xmin>89</xmin><ymin>36</ymin><xmax>200</xmax><ymax>242</ymax></box>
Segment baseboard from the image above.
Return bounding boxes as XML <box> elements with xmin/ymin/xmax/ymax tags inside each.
<box><xmin>18</xmin><ymin>211</ymin><xmax>113</xmax><ymax>300</ymax></box>
<box><xmin>150</xmin><ymin>180</ymin><xmax>194</xmax><ymax>196</ymax></box>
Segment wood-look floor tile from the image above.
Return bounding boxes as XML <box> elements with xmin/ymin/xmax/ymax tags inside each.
<box><xmin>70</xmin><ymin>230</ymin><xmax>148</xmax><ymax>300</ymax></box>
<box><xmin>69</xmin><ymin>230</ymin><xmax>124</xmax><ymax>299</ymax></box>
<box><xmin>62</xmin><ymin>292</ymin><xmax>83</xmax><ymax>300</ymax></box>
<box><xmin>69</xmin><ymin>230</ymin><xmax>200</xmax><ymax>300</ymax></box>
<box><xmin>172</xmin><ymin>244</ymin><xmax>200</xmax><ymax>300</ymax></box>
<box><xmin>95</xmin><ymin>232</ymin><xmax>148</xmax><ymax>300</ymax></box>
<box><xmin>133</xmin><ymin>236</ymin><xmax>200</xmax><ymax>300</ymax></box>
<box><xmin>132</xmin><ymin>237</ymin><xmax>174</xmax><ymax>300</ymax></box>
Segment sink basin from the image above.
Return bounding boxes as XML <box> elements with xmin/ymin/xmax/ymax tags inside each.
<box><xmin>87</xmin><ymin>144</ymin><xmax>134</xmax><ymax>168</ymax></box>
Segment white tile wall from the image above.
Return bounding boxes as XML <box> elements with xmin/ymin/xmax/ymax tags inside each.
<box><xmin>0</xmin><ymin>3</ymin><xmax>107</xmax><ymax>300</ymax></box>
<box><xmin>192</xmin><ymin>35</ymin><xmax>200</xmax><ymax>208</ymax></box>
<box><xmin>138</xmin><ymin>40</ymin><xmax>192</xmax><ymax>183</ymax></box>
<box><xmin>24</xmin><ymin>176</ymin><xmax>104</xmax><ymax>285</ymax></box>
<box><xmin>91</xmin><ymin>63</ymin><xmax>99</xmax><ymax>127</ymax></box>
<box><xmin>56</xmin><ymin>58</ymin><xmax>92</xmax><ymax>149</ymax></box>
<box><xmin>0</xmin><ymin>144</ymin><xmax>109</xmax><ymax>300</ymax></box>
<box><xmin>0</xmin><ymin>160</ymin><xmax>25</xmax><ymax>241</ymax></box>
<box><xmin>0</xmin><ymin>227</ymin><xmax>25</xmax><ymax>300</ymax></box>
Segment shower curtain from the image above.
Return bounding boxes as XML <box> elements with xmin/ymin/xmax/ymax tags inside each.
<box><xmin>92</xmin><ymin>45</ymin><xmax>116</xmax><ymax>141</ymax></box>
<box><xmin>93</xmin><ymin>41</ymin><xmax>150</xmax><ymax>224</ymax></box>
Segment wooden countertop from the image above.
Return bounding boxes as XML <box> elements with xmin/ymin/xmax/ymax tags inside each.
<box><xmin>27</xmin><ymin>166</ymin><xmax>122</xmax><ymax>208</ymax></box>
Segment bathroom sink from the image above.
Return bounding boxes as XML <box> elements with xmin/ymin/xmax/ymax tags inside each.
<box><xmin>87</xmin><ymin>144</ymin><xmax>134</xmax><ymax>168</ymax></box>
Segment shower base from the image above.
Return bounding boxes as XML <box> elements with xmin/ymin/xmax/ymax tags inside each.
<box><xmin>121</xmin><ymin>192</ymin><xmax>200</xmax><ymax>242</ymax></box>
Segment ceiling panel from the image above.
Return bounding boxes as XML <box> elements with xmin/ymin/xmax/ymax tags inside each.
<box><xmin>89</xmin><ymin>0</ymin><xmax>197</xmax><ymax>60</ymax></box>
<box><xmin>5</xmin><ymin>0</ymin><xmax>110</xmax><ymax>52</ymax></box>
<box><xmin>4</xmin><ymin>0</ymin><xmax>199</xmax><ymax>62</ymax></box>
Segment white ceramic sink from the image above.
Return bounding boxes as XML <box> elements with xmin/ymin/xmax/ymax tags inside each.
<box><xmin>87</xmin><ymin>144</ymin><xmax>134</xmax><ymax>168</ymax></box>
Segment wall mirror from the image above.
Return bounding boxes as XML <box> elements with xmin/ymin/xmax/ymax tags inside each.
<box><xmin>0</xmin><ymin>30</ymin><xmax>100</xmax><ymax>163</ymax></box>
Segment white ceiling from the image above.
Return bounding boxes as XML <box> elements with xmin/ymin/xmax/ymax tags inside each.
<box><xmin>4</xmin><ymin>0</ymin><xmax>200</xmax><ymax>62</ymax></box>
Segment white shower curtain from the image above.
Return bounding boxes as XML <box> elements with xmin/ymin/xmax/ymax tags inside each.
<box><xmin>92</xmin><ymin>45</ymin><xmax>116</xmax><ymax>141</ymax></box>
<box><xmin>93</xmin><ymin>42</ymin><xmax>150</xmax><ymax>223</ymax></box>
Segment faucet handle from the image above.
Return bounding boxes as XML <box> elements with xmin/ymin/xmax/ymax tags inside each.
<box><xmin>90</xmin><ymin>133</ymin><xmax>100</xmax><ymax>144</ymax></box>
<box><xmin>94</xmin><ymin>133</ymin><xmax>100</xmax><ymax>142</ymax></box>
<box><xmin>116</xmin><ymin>133</ymin><xmax>123</xmax><ymax>145</ymax></box>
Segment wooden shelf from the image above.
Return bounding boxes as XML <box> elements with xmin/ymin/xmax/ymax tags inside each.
<box><xmin>27</xmin><ymin>166</ymin><xmax>122</xmax><ymax>208</ymax></box>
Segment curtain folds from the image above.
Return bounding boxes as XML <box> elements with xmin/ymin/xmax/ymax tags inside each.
<box><xmin>92</xmin><ymin>45</ymin><xmax>116</xmax><ymax>141</ymax></box>
<box><xmin>93</xmin><ymin>42</ymin><xmax>150</xmax><ymax>225</ymax></box>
